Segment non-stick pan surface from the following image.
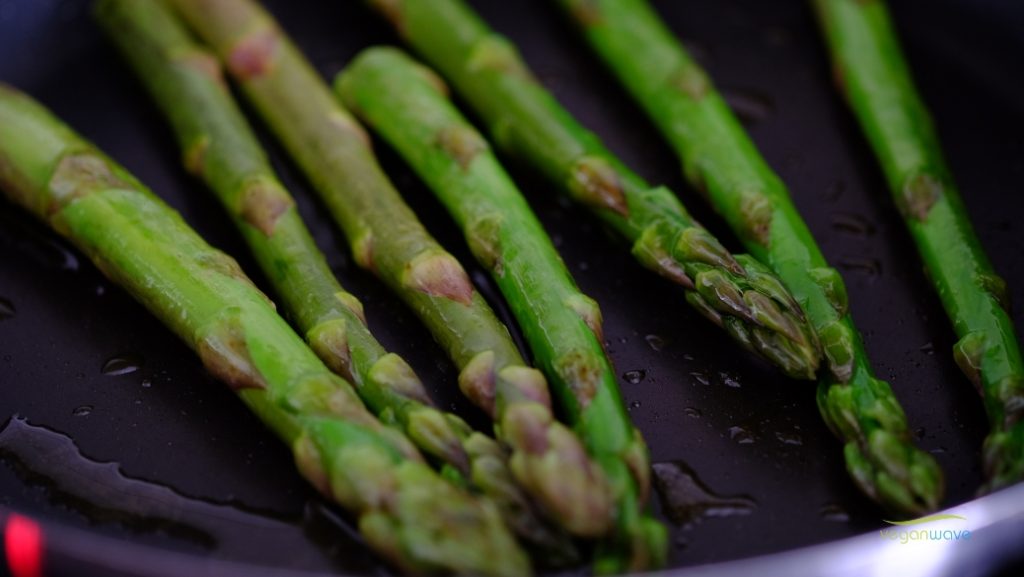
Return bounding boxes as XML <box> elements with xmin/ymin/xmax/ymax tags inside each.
<box><xmin>2</xmin><ymin>0</ymin><xmax>1024</xmax><ymax>575</ymax></box>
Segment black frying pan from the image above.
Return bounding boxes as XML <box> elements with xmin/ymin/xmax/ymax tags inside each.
<box><xmin>2</xmin><ymin>0</ymin><xmax>1024</xmax><ymax>575</ymax></box>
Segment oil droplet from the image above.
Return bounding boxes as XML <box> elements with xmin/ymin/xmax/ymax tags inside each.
<box><xmin>722</xmin><ymin>88</ymin><xmax>774</xmax><ymax>126</ymax></box>
<box><xmin>72</xmin><ymin>405</ymin><xmax>93</xmax><ymax>417</ymax></box>
<box><xmin>0</xmin><ymin>297</ymin><xmax>14</xmax><ymax>320</ymax></box>
<box><xmin>683</xmin><ymin>407</ymin><xmax>702</xmax><ymax>418</ymax></box>
<box><xmin>690</xmin><ymin>372</ymin><xmax>711</xmax><ymax>386</ymax></box>
<box><xmin>830</xmin><ymin>213</ymin><xmax>876</xmax><ymax>237</ymax></box>
<box><xmin>141</xmin><ymin>379</ymin><xmax>152</xmax><ymax>388</ymax></box>
<box><xmin>719</xmin><ymin>372</ymin><xmax>741</xmax><ymax>388</ymax></box>
<box><xmin>645</xmin><ymin>334</ymin><xmax>666</xmax><ymax>352</ymax></box>
<box><xmin>652</xmin><ymin>461</ymin><xmax>757</xmax><ymax>527</ymax></box>
<box><xmin>0</xmin><ymin>417</ymin><xmax>357</xmax><ymax>568</ymax></box>
<box><xmin>920</xmin><ymin>342</ymin><xmax>935</xmax><ymax>355</ymax></box>
<box><xmin>102</xmin><ymin>353</ymin><xmax>144</xmax><ymax>376</ymax></box>
<box><xmin>818</xmin><ymin>503</ymin><xmax>850</xmax><ymax>523</ymax></box>
<box><xmin>683</xmin><ymin>354</ymin><xmax>695</xmax><ymax>362</ymax></box>
<box><xmin>775</xmin><ymin>430</ymin><xmax>803</xmax><ymax>446</ymax></box>
<box><xmin>623</xmin><ymin>370</ymin><xmax>646</xmax><ymax>385</ymax></box>
<box><xmin>838</xmin><ymin>257</ymin><xmax>882</xmax><ymax>277</ymax></box>
<box><xmin>728</xmin><ymin>426</ymin><xmax>755</xmax><ymax>444</ymax></box>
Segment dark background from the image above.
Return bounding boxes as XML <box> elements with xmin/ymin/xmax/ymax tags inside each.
<box><xmin>1</xmin><ymin>0</ymin><xmax>1023</xmax><ymax>574</ymax></box>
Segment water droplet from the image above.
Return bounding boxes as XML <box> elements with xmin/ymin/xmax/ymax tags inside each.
<box><xmin>718</xmin><ymin>372</ymin><xmax>741</xmax><ymax>388</ymax></box>
<box><xmin>578</xmin><ymin>261</ymin><xmax>590</xmax><ymax>271</ymax></box>
<box><xmin>722</xmin><ymin>88</ymin><xmax>774</xmax><ymax>126</ymax></box>
<box><xmin>551</xmin><ymin>233</ymin><xmax>564</xmax><ymax>248</ymax></box>
<box><xmin>623</xmin><ymin>370</ymin><xmax>646</xmax><ymax>385</ymax></box>
<box><xmin>920</xmin><ymin>342</ymin><xmax>935</xmax><ymax>355</ymax></box>
<box><xmin>645</xmin><ymin>334</ymin><xmax>666</xmax><ymax>352</ymax></box>
<box><xmin>818</xmin><ymin>503</ymin><xmax>850</xmax><ymax>523</ymax></box>
<box><xmin>141</xmin><ymin>379</ymin><xmax>152</xmax><ymax>388</ymax></box>
<box><xmin>72</xmin><ymin>405</ymin><xmax>93</xmax><ymax>417</ymax></box>
<box><xmin>674</xmin><ymin>536</ymin><xmax>690</xmax><ymax>550</ymax></box>
<box><xmin>775</xmin><ymin>430</ymin><xmax>803</xmax><ymax>446</ymax></box>
<box><xmin>728</xmin><ymin>426</ymin><xmax>755</xmax><ymax>444</ymax></box>
<box><xmin>683</xmin><ymin>354</ymin><xmax>695</xmax><ymax>362</ymax></box>
<box><xmin>683</xmin><ymin>407</ymin><xmax>702</xmax><ymax>418</ymax></box>
<box><xmin>690</xmin><ymin>372</ymin><xmax>710</xmax><ymax>386</ymax></box>
<box><xmin>102</xmin><ymin>353</ymin><xmax>144</xmax><ymax>376</ymax></box>
<box><xmin>822</xmin><ymin>180</ymin><xmax>846</xmax><ymax>202</ymax></box>
<box><xmin>628</xmin><ymin>400</ymin><xmax>642</xmax><ymax>411</ymax></box>
<box><xmin>830</xmin><ymin>213</ymin><xmax>876</xmax><ymax>237</ymax></box>
<box><xmin>95</xmin><ymin>284</ymin><xmax>106</xmax><ymax>296</ymax></box>
<box><xmin>652</xmin><ymin>461</ymin><xmax>757</xmax><ymax>527</ymax></box>
<box><xmin>930</xmin><ymin>446</ymin><xmax>947</xmax><ymax>454</ymax></box>
<box><xmin>838</xmin><ymin>257</ymin><xmax>882</xmax><ymax>277</ymax></box>
<box><xmin>914</xmin><ymin>426</ymin><xmax>926</xmax><ymax>440</ymax></box>
<box><xmin>0</xmin><ymin>297</ymin><xmax>14</xmax><ymax>320</ymax></box>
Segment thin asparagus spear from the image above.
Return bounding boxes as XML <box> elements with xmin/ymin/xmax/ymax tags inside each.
<box><xmin>166</xmin><ymin>0</ymin><xmax>613</xmax><ymax>540</ymax></box>
<box><xmin>554</xmin><ymin>0</ymin><xmax>944</xmax><ymax>515</ymax></box>
<box><xmin>812</xmin><ymin>0</ymin><xmax>1024</xmax><ymax>493</ymax></box>
<box><xmin>364</xmin><ymin>0</ymin><xmax>821</xmax><ymax>382</ymax></box>
<box><xmin>94</xmin><ymin>2</ymin><xmax>576</xmax><ymax>558</ymax></box>
<box><xmin>0</xmin><ymin>83</ymin><xmax>528</xmax><ymax>576</ymax></box>
<box><xmin>338</xmin><ymin>47</ymin><xmax>667</xmax><ymax>574</ymax></box>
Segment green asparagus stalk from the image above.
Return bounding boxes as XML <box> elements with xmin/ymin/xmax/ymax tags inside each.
<box><xmin>364</xmin><ymin>0</ymin><xmax>821</xmax><ymax>382</ymax></box>
<box><xmin>166</xmin><ymin>0</ymin><xmax>613</xmax><ymax>541</ymax></box>
<box><xmin>338</xmin><ymin>47</ymin><xmax>667</xmax><ymax>574</ymax></box>
<box><xmin>94</xmin><ymin>2</ymin><xmax>578</xmax><ymax>558</ymax></box>
<box><xmin>96</xmin><ymin>0</ymin><xmax>470</xmax><ymax>488</ymax></box>
<box><xmin>812</xmin><ymin>0</ymin><xmax>1024</xmax><ymax>493</ymax></box>
<box><xmin>0</xmin><ymin>83</ymin><xmax>528</xmax><ymax>576</ymax></box>
<box><xmin>553</xmin><ymin>0</ymin><xmax>945</xmax><ymax>515</ymax></box>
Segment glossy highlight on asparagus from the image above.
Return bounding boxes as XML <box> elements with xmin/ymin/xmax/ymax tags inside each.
<box><xmin>97</xmin><ymin>0</ymin><xmax>475</xmax><ymax>491</ymax></box>
<box><xmin>166</xmin><ymin>0</ymin><xmax>613</xmax><ymax>546</ymax></box>
<box><xmin>363</xmin><ymin>0</ymin><xmax>821</xmax><ymax>382</ymax></box>
<box><xmin>338</xmin><ymin>46</ymin><xmax>667</xmax><ymax>574</ymax></box>
<box><xmin>0</xmin><ymin>83</ymin><xmax>527</xmax><ymax>576</ymax></box>
<box><xmin>556</xmin><ymin>0</ymin><xmax>944</xmax><ymax>516</ymax></box>
<box><xmin>812</xmin><ymin>0</ymin><xmax>1024</xmax><ymax>493</ymax></box>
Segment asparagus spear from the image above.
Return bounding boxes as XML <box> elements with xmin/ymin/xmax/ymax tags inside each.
<box><xmin>363</xmin><ymin>0</ymin><xmax>821</xmax><ymax>382</ymax></box>
<box><xmin>553</xmin><ymin>0</ymin><xmax>944</xmax><ymax>515</ymax></box>
<box><xmin>812</xmin><ymin>0</ymin><xmax>1024</xmax><ymax>493</ymax></box>
<box><xmin>338</xmin><ymin>47</ymin><xmax>667</xmax><ymax>574</ymax></box>
<box><xmin>0</xmin><ymin>83</ymin><xmax>528</xmax><ymax>576</ymax></box>
<box><xmin>166</xmin><ymin>0</ymin><xmax>613</xmax><ymax>540</ymax></box>
<box><xmin>94</xmin><ymin>2</ymin><xmax>577</xmax><ymax>557</ymax></box>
